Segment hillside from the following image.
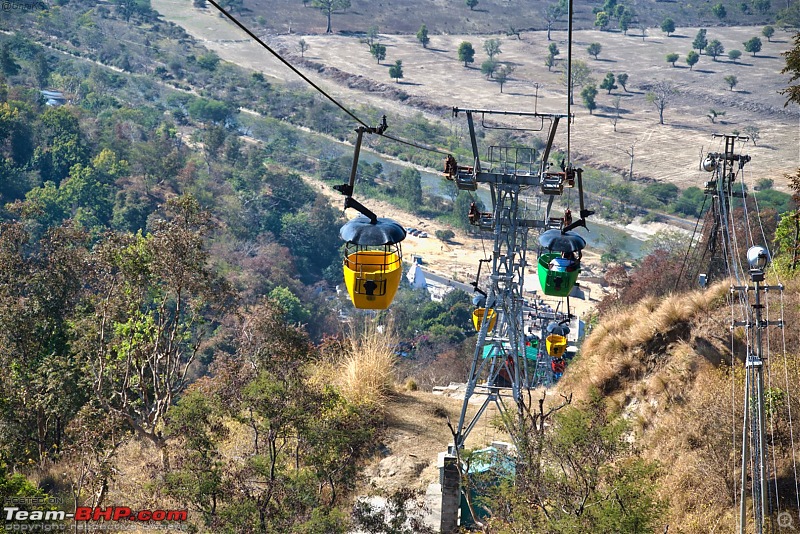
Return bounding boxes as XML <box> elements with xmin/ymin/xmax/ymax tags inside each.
<box><xmin>0</xmin><ymin>1</ymin><xmax>797</xmax><ymax>533</ymax></box>
<box><xmin>557</xmin><ymin>280</ymin><xmax>800</xmax><ymax>532</ymax></box>
<box><xmin>156</xmin><ymin>0</ymin><xmax>799</xmax><ymax>192</ymax></box>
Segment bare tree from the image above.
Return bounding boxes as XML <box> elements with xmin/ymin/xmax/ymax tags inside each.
<box><xmin>624</xmin><ymin>141</ymin><xmax>636</xmax><ymax>179</ymax></box>
<box><xmin>610</xmin><ymin>95</ymin><xmax>622</xmax><ymax>132</ymax></box>
<box><xmin>645</xmin><ymin>81</ymin><xmax>676</xmax><ymax>124</ymax></box>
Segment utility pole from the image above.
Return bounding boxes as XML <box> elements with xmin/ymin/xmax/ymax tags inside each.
<box><xmin>734</xmin><ymin>247</ymin><xmax>783</xmax><ymax>534</ymax></box>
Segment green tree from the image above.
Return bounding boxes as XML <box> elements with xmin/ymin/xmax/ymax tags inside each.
<box><xmin>706</xmin><ymin>39</ymin><xmax>725</xmax><ymax>60</ymax></box>
<box><xmin>34</xmin><ymin>106</ymin><xmax>90</xmax><ymax>183</ymax></box>
<box><xmin>646</xmin><ymin>81</ymin><xmax>675</xmax><ymax>124</ymax></box>
<box><xmin>773</xmin><ymin>173</ymin><xmax>800</xmax><ymax>272</ymax></box>
<box><xmin>483</xmin><ymin>38</ymin><xmax>502</xmax><ymax>60</ymax></box>
<box><xmin>269</xmin><ymin>286</ymin><xmax>311</xmax><ymax>324</ymax></box>
<box><xmin>365</xmin><ymin>25</ymin><xmax>379</xmax><ymax>47</ymax></box>
<box><xmin>744</xmin><ymin>36</ymin><xmax>763</xmax><ymax>56</ymax></box>
<box><xmin>600</xmin><ymin>72</ymin><xmax>617</xmax><ymax>93</ymax></box>
<box><xmin>661</xmin><ymin>17</ymin><xmax>676</xmax><ymax>36</ymax></box>
<box><xmin>396</xmin><ymin>166</ymin><xmax>422</xmax><ymax>206</ymax></box>
<box><xmin>370</xmin><ymin>43</ymin><xmax>386</xmax><ymax>64</ymax></box>
<box><xmin>33</xmin><ymin>53</ymin><xmax>50</xmax><ymax>88</ymax></box>
<box><xmin>495</xmin><ymin>65</ymin><xmax>513</xmax><ymax>92</ymax></box>
<box><xmin>545</xmin><ymin>54</ymin><xmax>556</xmax><ymax>71</ymax></box>
<box><xmin>707</xmin><ymin>109</ymin><xmax>726</xmax><ymax>123</ymax></box>
<box><xmin>617</xmin><ymin>72</ymin><xmax>629</xmax><ymax>91</ymax></box>
<box><xmin>744</xmin><ymin>124</ymin><xmax>761</xmax><ymax>145</ymax></box>
<box><xmin>666</xmin><ymin>52</ymin><xmax>680</xmax><ymax>67</ymax></box>
<box><xmin>388</xmin><ymin>59</ymin><xmax>403</xmax><ymax>82</ymax></box>
<box><xmin>0</xmin><ymin>222</ymin><xmax>91</xmax><ymax>465</ymax></box>
<box><xmin>188</xmin><ymin>98</ymin><xmax>234</xmax><ymax>124</ymax></box>
<box><xmin>724</xmin><ymin>74</ymin><xmax>738</xmax><ymax>90</ymax></box>
<box><xmin>458</xmin><ymin>41</ymin><xmax>475</xmax><ymax>67</ymax></box>
<box><xmin>196</xmin><ymin>52</ymin><xmax>220</xmax><ymax>71</ymax></box>
<box><xmin>686</xmin><ymin>50</ymin><xmax>700</xmax><ymax>70</ymax></box>
<box><xmin>754</xmin><ymin>0</ymin><xmax>771</xmax><ymax>13</ymax></box>
<box><xmin>619</xmin><ymin>9</ymin><xmax>633</xmax><ymax>35</ymax></box>
<box><xmin>435</xmin><ymin>229</ymin><xmax>456</xmax><ymax>241</ymax></box>
<box><xmin>762</xmin><ymin>25</ymin><xmax>775</xmax><ymax>42</ymax></box>
<box><xmin>543</xmin><ymin>0</ymin><xmax>567</xmax><ymax>40</ymax></box>
<box><xmin>581</xmin><ymin>84</ymin><xmax>598</xmax><ymax>114</ymax></box>
<box><xmin>712</xmin><ymin>2</ymin><xmax>727</xmax><ymax>19</ymax></box>
<box><xmin>485</xmin><ymin>393</ymin><xmax>666</xmax><ymax>533</ymax></box>
<box><xmin>693</xmin><ymin>28</ymin><xmax>708</xmax><ymax>53</ymax></box>
<box><xmin>299</xmin><ymin>38</ymin><xmax>310</xmax><ymax>57</ymax></box>
<box><xmin>0</xmin><ymin>43</ymin><xmax>20</xmax><ymax>76</ymax></box>
<box><xmin>312</xmin><ymin>0</ymin><xmax>351</xmax><ymax>33</ymax></box>
<box><xmin>587</xmin><ymin>42</ymin><xmax>602</xmax><ymax>59</ymax></box>
<box><xmin>560</xmin><ymin>59</ymin><xmax>594</xmax><ymax>104</ymax></box>
<box><xmin>781</xmin><ymin>33</ymin><xmax>800</xmax><ymax>105</ymax></box>
<box><xmin>548</xmin><ymin>42</ymin><xmax>560</xmax><ymax>58</ymax></box>
<box><xmin>645</xmin><ymin>182</ymin><xmax>680</xmax><ymax>204</ymax></box>
<box><xmin>481</xmin><ymin>59</ymin><xmax>498</xmax><ymax>78</ymax></box>
<box><xmin>416</xmin><ymin>24</ymin><xmax>430</xmax><ymax>48</ymax></box>
<box><xmin>113</xmin><ymin>0</ymin><xmax>152</xmax><ymax>23</ymax></box>
<box><xmin>466</xmin><ymin>0</ymin><xmax>479</xmax><ymax>9</ymax></box>
<box><xmin>84</xmin><ymin>196</ymin><xmax>233</xmax><ymax>468</ymax></box>
<box><xmin>728</xmin><ymin>49</ymin><xmax>742</xmax><ymax>62</ymax></box>
<box><xmin>672</xmin><ymin>186</ymin><xmax>706</xmax><ymax>216</ymax></box>
<box><xmin>595</xmin><ymin>11</ymin><xmax>610</xmax><ymax>30</ymax></box>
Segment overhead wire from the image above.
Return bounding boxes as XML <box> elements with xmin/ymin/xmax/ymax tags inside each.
<box><xmin>765</xmin><ymin>292</ymin><xmax>782</xmax><ymax>518</ymax></box>
<box><xmin>717</xmin><ymin>135</ymin><xmax>800</xmax><ymax>529</ymax></box>
<box><xmin>778</xmin><ymin>288</ymin><xmax>800</xmax><ymax>522</ymax></box>
<box><xmin>205</xmin><ymin>0</ymin><xmax>451</xmax><ymax>161</ymax></box>
<box><xmin>674</xmin><ymin>195</ymin><xmax>707</xmax><ymax>291</ymax></box>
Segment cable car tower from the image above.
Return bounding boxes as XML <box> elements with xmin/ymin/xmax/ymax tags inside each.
<box><xmin>445</xmin><ymin>108</ymin><xmax>593</xmax><ymax>452</ymax></box>
<box><xmin>701</xmin><ymin>135</ymin><xmax>786</xmax><ymax>534</ymax></box>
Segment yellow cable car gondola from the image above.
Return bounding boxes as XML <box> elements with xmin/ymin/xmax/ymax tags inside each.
<box><xmin>472</xmin><ymin>307</ymin><xmax>497</xmax><ymax>332</ymax></box>
<box><xmin>340</xmin><ymin>216</ymin><xmax>405</xmax><ymax>309</ymax></box>
<box><xmin>545</xmin><ymin>334</ymin><xmax>567</xmax><ymax>358</ymax></box>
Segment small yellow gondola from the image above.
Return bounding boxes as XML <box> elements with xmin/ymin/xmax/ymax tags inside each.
<box><xmin>545</xmin><ymin>334</ymin><xmax>567</xmax><ymax>358</ymax></box>
<box><xmin>472</xmin><ymin>308</ymin><xmax>497</xmax><ymax>332</ymax></box>
<box><xmin>340</xmin><ymin>215</ymin><xmax>406</xmax><ymax>310</ymax></box>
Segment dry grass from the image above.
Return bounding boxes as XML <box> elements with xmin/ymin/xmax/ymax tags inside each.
<box><xmin>337</xmin><ymin>321</ymin><xmax>398</xmax><ymax>408</ymax></box>
<box><xmin>562</xmin><ymin>282</ymin><xmax>731</xmax><ymax>402</ymax></box>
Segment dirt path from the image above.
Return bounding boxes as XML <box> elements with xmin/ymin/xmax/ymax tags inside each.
<box><xmin>364</xmin><ymin>389</ymin><xmax>511</xmax><ymax>493</ymax></box>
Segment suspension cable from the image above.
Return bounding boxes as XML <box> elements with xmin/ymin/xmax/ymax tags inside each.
<box><xmin>675</xmin><ymin>195</ymin><xmax>708</xmax><ymax>290</ymax></box>
<box><xmin>778</xmin><ymin>288</ymin><xmax>800</xmax><ymax>522</ymax></box>
<box><xmin>206</xmin><ymin>0</ymin><xmax>451</xmax><ymax>160</ymax></box>
<box><xmin>206</xmin><ymin>0</ymin><xmax>369</xmax><ymax>128</ymax></box>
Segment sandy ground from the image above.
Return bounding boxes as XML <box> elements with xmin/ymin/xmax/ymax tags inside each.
<box><xmin>152</xmin><ymin>0</ymin><xmax>798</xmax><ymax>192</ymax></box>
<box><xmin>363</xmin><ymin>389</ymin><xmax>511</xmax><ymax>494</ymax></box>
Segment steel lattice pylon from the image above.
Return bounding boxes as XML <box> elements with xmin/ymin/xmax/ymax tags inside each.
<box><xmin>701</xmin><ymin>135</ymin><xmax>784</xmax><ymax>534</ymax></box>
<box><xmin>447</xmin><ymin>108</ymin><xmax>591</xmax><ymax>451</ymax></box>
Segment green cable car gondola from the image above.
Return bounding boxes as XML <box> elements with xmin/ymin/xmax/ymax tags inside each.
<box><xmin>536</xmin><ymin>229</ymin><xmax>586</xmax><ymax>297</ymax></box>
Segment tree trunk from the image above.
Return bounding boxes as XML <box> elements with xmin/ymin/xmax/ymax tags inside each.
<box><xmin>792</xmin><ymin>214</ymin><xmax>799</xmax><ymax>271</ymax></box>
